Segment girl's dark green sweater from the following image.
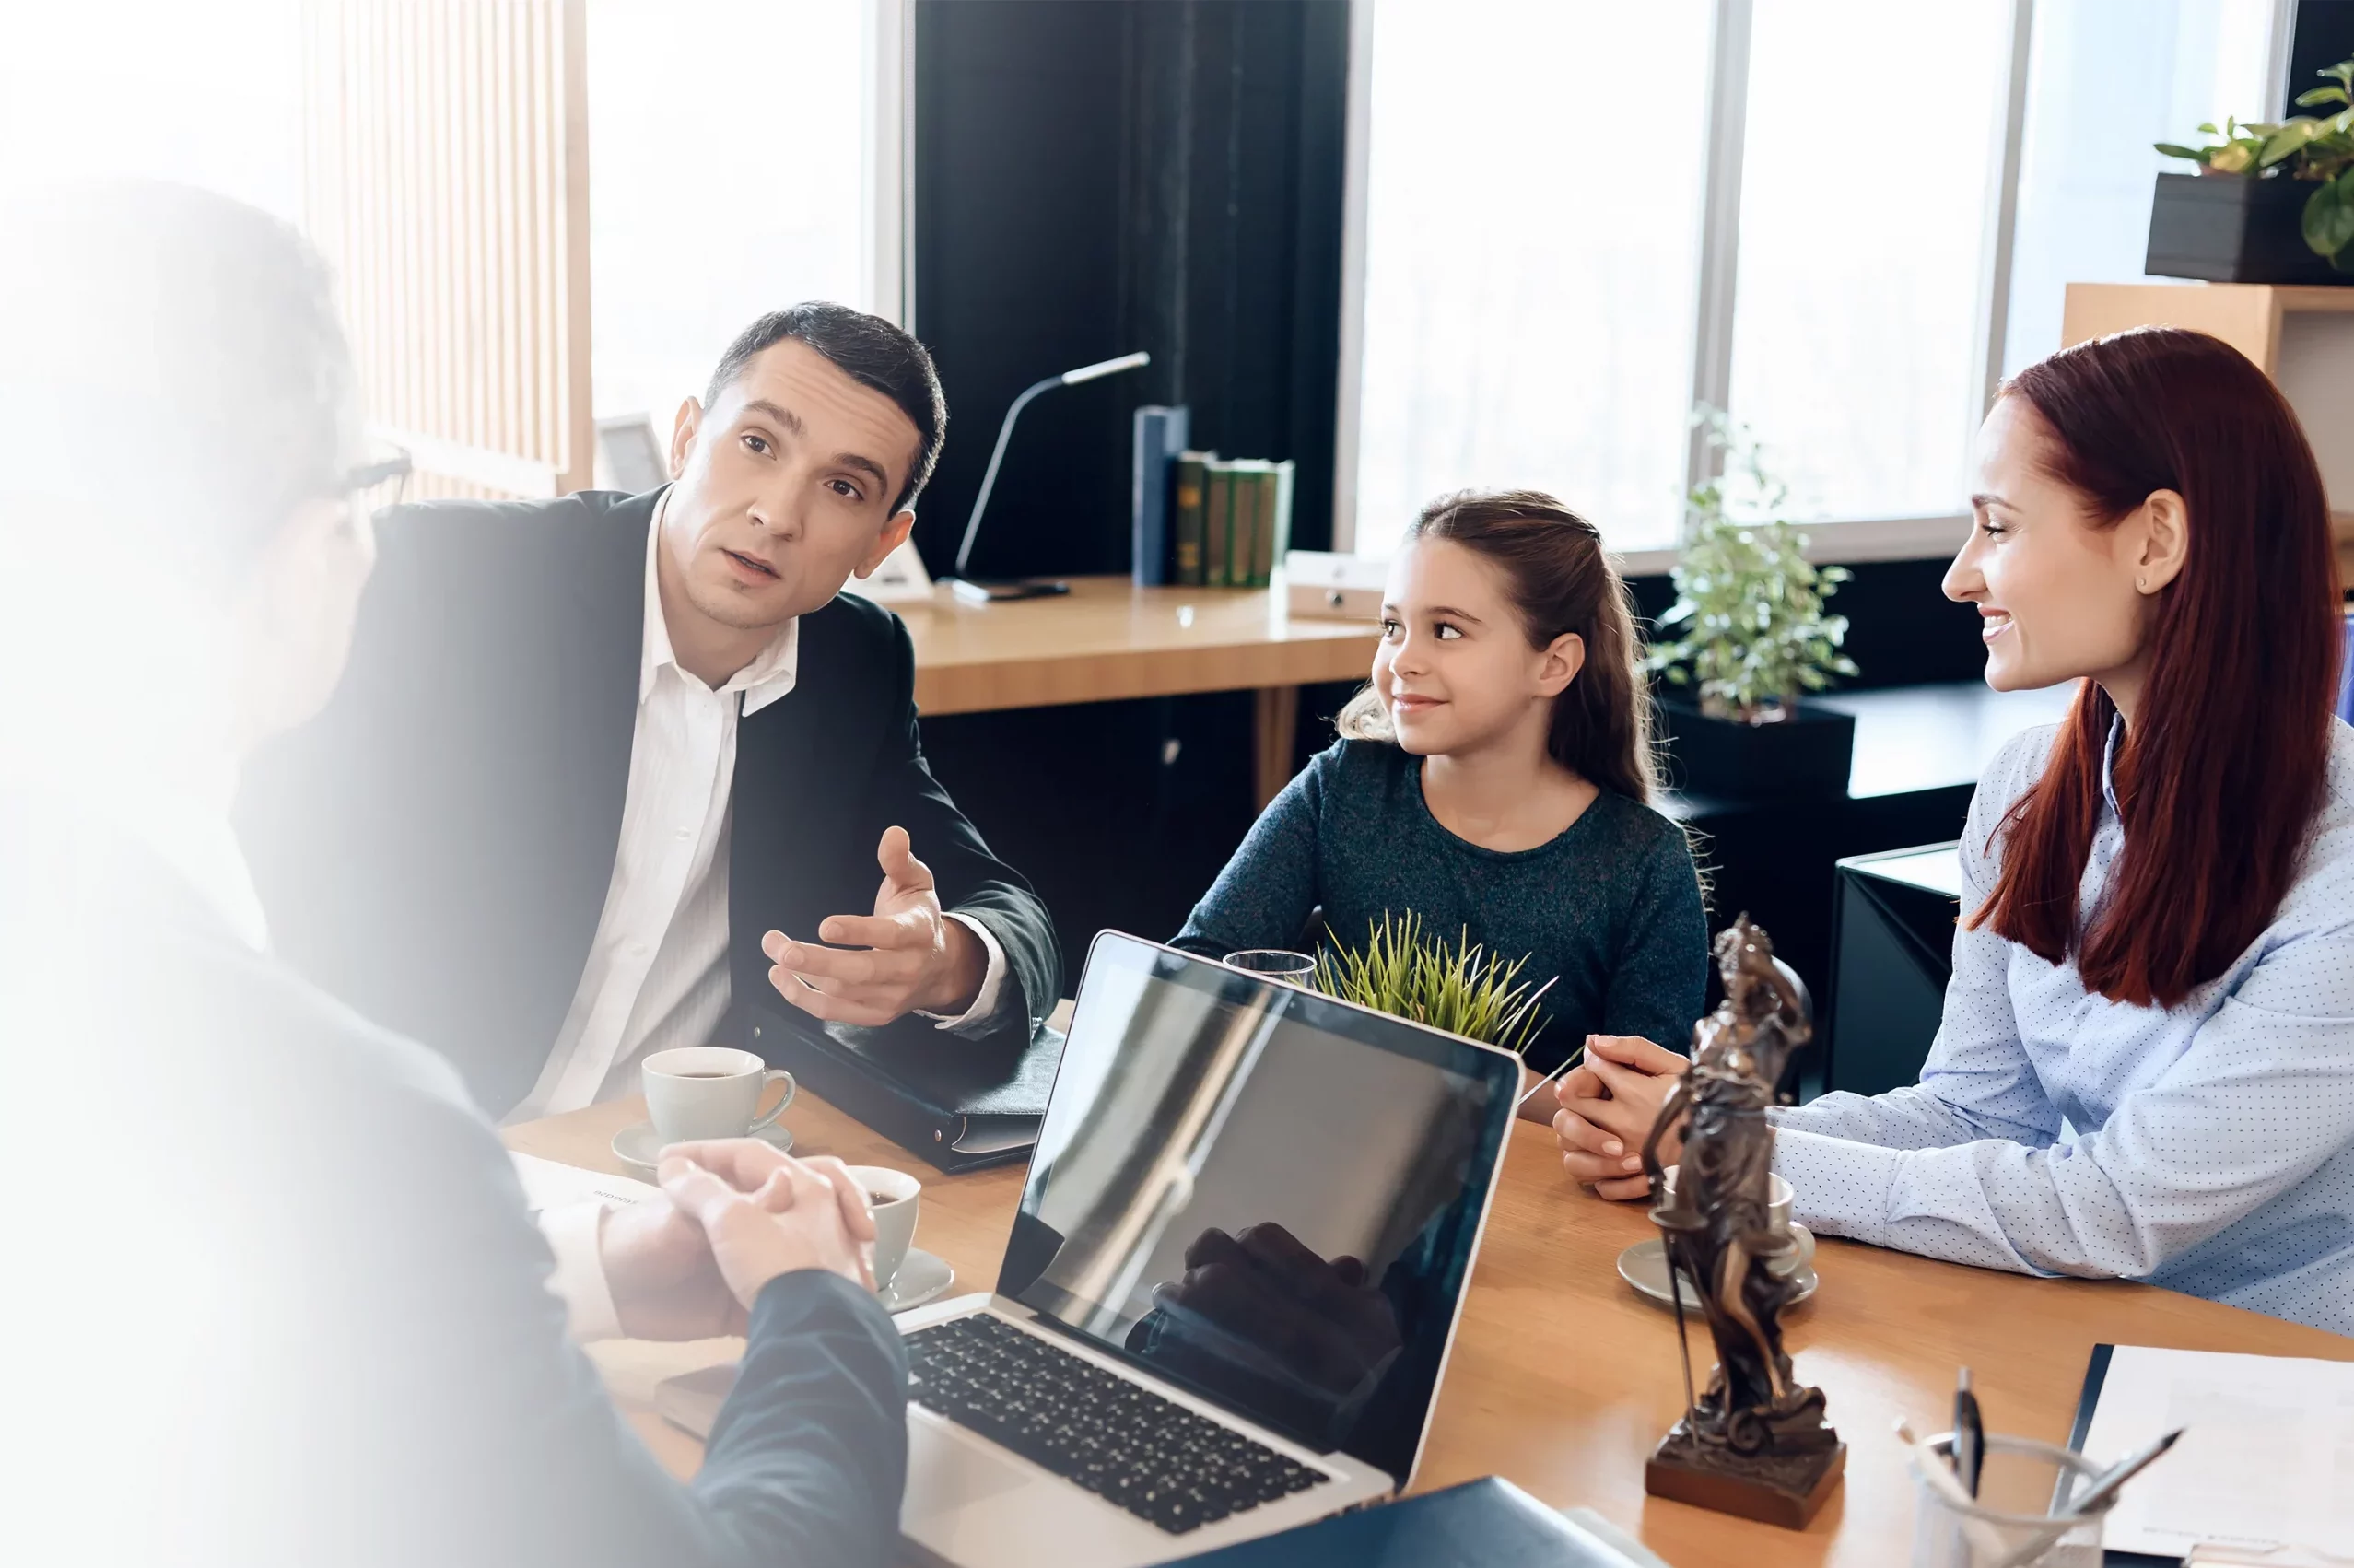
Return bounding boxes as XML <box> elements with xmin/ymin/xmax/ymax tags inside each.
<box><xmin>1174</xmin><ymin>740</ymin><xmax>1709</xmax><ymax>1075</ymax></box>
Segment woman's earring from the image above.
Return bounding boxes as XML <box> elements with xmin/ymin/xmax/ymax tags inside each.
<box><xmin>2137</xmin><ymin>576</ymin><xmax>2149</xmax><ymax>591</ymax></box>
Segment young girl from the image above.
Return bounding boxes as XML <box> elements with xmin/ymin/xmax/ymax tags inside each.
<box><xmin>1174</xmin><ymin>488</ymin><xmax>1708</xmax><ymax>1107</ymax></box>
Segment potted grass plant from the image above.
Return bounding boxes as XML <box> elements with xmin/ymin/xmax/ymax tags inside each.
<box><xmin>1313</xmin><ymin>912</ymin><xmax>1554</xmax><ymax>1059</ymax></box>
<box><xmin>2149</xmin><ymin>55</ymin><xmax>2354</xmax><ymax>283</ymax></box>
<box><xmin>1645</xmin><ymin>411</ymin><xmax>1859</xmax><ymax>801</ymax></box>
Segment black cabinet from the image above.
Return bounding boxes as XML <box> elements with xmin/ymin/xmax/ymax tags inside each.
<box><xmin>1822</xmin><ymin>845</ymin><xmax>1963</xmax><ymax>1099</ymax></box>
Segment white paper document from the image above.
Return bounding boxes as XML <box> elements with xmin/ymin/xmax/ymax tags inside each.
<box><xmin>2079</xmin><ymin>1345</ymin><xmax>2354</xmax><ymax>1564</ymax></box>
<box><xmin>509</xmin><ymin>1151</ymin><xmax>659</xmax><ymax>1212</ymax></box>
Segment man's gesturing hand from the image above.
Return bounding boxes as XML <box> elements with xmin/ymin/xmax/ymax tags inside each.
<box><xmin>764</xmin><ymin>825</ymin><xmax>987</xmax><ymax>1025</ymax></box>
<box><xmin>656</xmin><ymin>1144</ymin><xmax>878</xmax><ymax>1308</ymax></box>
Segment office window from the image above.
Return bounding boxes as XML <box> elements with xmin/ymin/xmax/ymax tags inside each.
<box><xmin>2001</xmin><ymin>0</ymin><xmax>2277</xmax><ymax>376</ymax></box>
<box><xmin>1725</xmin><ymin>1</ymin><xmax>2014</xmax><ymax>526</ymax></box>
<box><xmin>588</xmin><ymin>0</ymin><xmax>879</xmax><ymax>429</ymax></box>
<box><xmin>1342</xmin><ymin>0</ymin><xmax>2291</xmax><ymax>556</ymax></box>
<box><xmin>1351</xmin><ymin>1</ymin><xmax>1715</xmax><ymax>557</ymax></box>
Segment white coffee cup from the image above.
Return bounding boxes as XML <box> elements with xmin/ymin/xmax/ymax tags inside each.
<box><xmin>642</xmin><ymin>1047</ymin><xmax>795</xmax><ymax>1143</ymax></box>
<box><xmin>844</xmin><ymin>1164</ymin><xmax>921</xmax><ymax>1293</ymax></box>
<box><xmin>1659</xmin><ymin>1167</ymin><xmax>1817</xmax><ymax>1280</ymax></box>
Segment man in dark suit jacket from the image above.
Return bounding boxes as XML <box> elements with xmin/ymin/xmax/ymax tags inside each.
<box><xmin>237</xmin><ymin>304</ymin><xmax>1060</xmax><ymax>1117</ymax></box>
<box><xmin>0</xmin><ymin>181</ymin><xmax>908</xmax><ymax>1568</ymax></box>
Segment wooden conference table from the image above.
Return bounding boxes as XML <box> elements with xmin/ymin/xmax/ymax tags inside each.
<box><xmin>893</xmin><ymin>576</ymin><xmax>1379</xmax><ymax>806</ymax></box>
<box><xmin>506</xmin><ymin>1090</ymin><xmax>2353</xmax><ymax>1568</ymax></box>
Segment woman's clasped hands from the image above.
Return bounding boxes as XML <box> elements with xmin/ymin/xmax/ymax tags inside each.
<box><xmin>1551</xmin><ymin>1033</ymin><xmax>1693</xmax><ymax>1201</ymax></box>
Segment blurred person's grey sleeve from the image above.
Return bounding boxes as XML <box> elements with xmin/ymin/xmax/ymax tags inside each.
<box><xmin>376</xmin><ymin>1059</ymin><xmax>908</xmax><ymax>1568</ymax></box>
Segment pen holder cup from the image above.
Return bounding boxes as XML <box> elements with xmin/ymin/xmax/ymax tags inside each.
<box><xmin>1910</xmin><ymin>1433</ymin><xmax>2113</xmax><ymax>1568</ymax></box>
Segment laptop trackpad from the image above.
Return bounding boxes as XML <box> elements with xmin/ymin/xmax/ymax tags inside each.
<box><xmin>903</xmin><ymin>1418</ymin><xmax>1036</xmax><ymax>1520</ymax></box>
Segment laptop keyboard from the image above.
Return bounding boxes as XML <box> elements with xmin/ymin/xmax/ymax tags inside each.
<box><xmin>903</xmin><ymin>1313</ymin><xmax>1332</xmax><ymax>1535</ymax></box>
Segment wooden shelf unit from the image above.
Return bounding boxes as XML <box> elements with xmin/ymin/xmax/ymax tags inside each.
<box><xmin>2062</xmin><ymin>282</ymin><xmax>2354</xmax><ymax>581</ymax></box>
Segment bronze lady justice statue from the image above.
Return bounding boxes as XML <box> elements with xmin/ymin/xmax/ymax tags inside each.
<box><xmin>1640</xmin><ymin>916</ymin><xmax>1844</xmax><ymax>1527</ymax></box>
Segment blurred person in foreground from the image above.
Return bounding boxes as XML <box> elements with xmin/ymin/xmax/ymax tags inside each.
<box><xmin>0</xmin><ymin>181</ymin><xmax>908</xmax><ymax>1568</ymax></box>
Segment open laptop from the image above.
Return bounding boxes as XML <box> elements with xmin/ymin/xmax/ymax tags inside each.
<box><xmin>888</xmin><ymin>931</ymin><xmax>1519</xmax><ymax>1567</ymax></box>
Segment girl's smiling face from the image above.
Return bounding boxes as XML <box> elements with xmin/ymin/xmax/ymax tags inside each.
<box><xmin>1373</xmin><ymin>537</ymin><xmax>1583</xmax><ymax>758</ymax></box>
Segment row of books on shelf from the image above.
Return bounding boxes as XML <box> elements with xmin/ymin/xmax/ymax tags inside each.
<box><xmin>1130</xmin><ymin>404</ymin><xmax>1294</xmax><ymax>589</ymax></box>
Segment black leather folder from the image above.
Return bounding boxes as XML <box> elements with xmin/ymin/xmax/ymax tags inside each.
<box><xmin>746</xmin><ymin>1002</ymin><xmax>1064</xmax><ymax>1174</ymax></box>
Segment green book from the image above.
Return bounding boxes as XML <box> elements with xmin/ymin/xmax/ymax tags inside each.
<box><xmin>1253</xmin><ymin>460</ymin><xmax>1294</xmax><ymax>587</ymax></box>
<box><xmin>1204</xmin><ymin>462</ymin><xmax>1235</xmax><ymax>588</ymax></box>
<box><xmin>1230</xmin><ymin>461</ymin><xmax>1264</xmax><ymax>588</ymax></box>
<box><xmin>1171</xmin><ymin>451</ymin><xmax>1212</xmax><ymax>586</ymax></box>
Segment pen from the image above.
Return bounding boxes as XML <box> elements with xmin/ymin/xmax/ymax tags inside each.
<box><xmin>1953</xmin><ymin>1365</ymin><xmax>1985</xmax><ymax>1499</ymax></box>
<box><xmin>2064</xmin><ymin>1427</ymin><xmax>2184</xmax><ymax>1517</ymax></box>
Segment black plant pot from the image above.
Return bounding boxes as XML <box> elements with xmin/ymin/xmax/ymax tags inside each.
<box><xmin>1657</xmin><ymin>698</ymin><xmax>1856</xmax><ymax>801</ymax></box>
<box><xmin>2144</xmin><ymin>171</ymin><xmax>2351</xmax><ymax>285</ymax></box>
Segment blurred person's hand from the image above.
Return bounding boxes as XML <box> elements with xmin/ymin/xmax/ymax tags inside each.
<box><xmin>657</xmin><ymin>1144</ymin><xmax>877</xmax><ymax>1306</ymax></box>
<box><xmin>597</xmin><ymin>1196</ymin><xmax>748</xmax><ymax>1340</ymax></box>
<box><xmin>599</xmin><ymin>1138</ymin><xmax>815</xmax><ymax>1338</ymax></box>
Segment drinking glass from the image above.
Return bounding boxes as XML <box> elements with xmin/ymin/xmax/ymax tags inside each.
<box><xmin>1910</xmin><ymin>1433</ymin><xmax>2112</xmax><ymax>1567</ymax></box>
<box><xmin>1223</xmin><ymin>949</ymin><xmax>1318</xmax><ymax>987</ymax></box>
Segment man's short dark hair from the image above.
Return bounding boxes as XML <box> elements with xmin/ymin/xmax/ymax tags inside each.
<box><xmin>705</xmin><ymin>303</ymin><xmax>946</xmax><ymax>514</ymax></box>
<box><xmin>0</xmin><ymin>180</ymin><xmax>356</xmax><ymax>576</ymax></box>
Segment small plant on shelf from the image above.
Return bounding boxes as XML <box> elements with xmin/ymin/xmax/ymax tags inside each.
<box><xmin>1313</xmin><ymin>911</ymin><xmax>1552</xmax><ymax>1058</ymax></box>
<box><xmin>1645</xmin><ymin>410</ymin><xmax>1857</xmax><ymax>727</ymax></box>
<box><xmin>2155</xmin><ymin>55</ymin><xmax>2354</xmax><ymax>272</ymax></box>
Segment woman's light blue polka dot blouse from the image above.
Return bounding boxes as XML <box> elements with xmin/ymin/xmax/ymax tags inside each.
<box><xmin>1771</xmin><ymin>717</ymin><xmax>2354</xmax><ymax>1337</ymax></box>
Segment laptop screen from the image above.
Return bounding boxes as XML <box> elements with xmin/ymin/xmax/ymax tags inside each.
<box><xmin>996</xmin><ymin>934</ymin><xmax>1518</xmax><ymax>1483</ymax></box>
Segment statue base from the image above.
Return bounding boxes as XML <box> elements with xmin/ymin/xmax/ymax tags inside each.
<box><xmin>1644</xmin><ymin>1424</ymin><xmax>1845</xmax><ymax>1530</ymax></box>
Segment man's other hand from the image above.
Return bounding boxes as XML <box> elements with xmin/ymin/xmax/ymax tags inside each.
<box><xmin>763</xmin><ymin>825</ymin><xmax>986</xmax><ymax>1025</ymax></box>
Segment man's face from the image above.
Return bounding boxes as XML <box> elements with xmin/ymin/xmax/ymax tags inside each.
<box><xmin>660</xmin><ymin>338</ymin><xmax>921</xmax><ymax>632</ymax></box>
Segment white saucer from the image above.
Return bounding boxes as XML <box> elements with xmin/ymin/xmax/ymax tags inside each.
<box><xmin>1616</xmin><ymin>1229</ymin><xmax>1819</xmax><ymax>1313</ymax></box>
<box><xmin>611</xmin><ymin>1120</ymin><xmax>792</xmax><ymax>1176</ymax></box>
<box><xmin>879</xmin><ymin>1247</ymin><xmax>954</xmax><ymax>1314</ymax></box>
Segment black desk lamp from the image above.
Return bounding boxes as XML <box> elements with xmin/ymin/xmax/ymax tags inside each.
<box><xmin>946</xmin><ymin>349</ymin><xmax>1151</xmax><ymax>603</ymax></box>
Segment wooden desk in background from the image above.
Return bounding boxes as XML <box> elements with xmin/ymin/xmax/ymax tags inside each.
<box><xmin>506</xmin><ymin>1092</ymin><xmax>2353</xmax><ymax>1568</ymax></box>
<box><xmin>892</xmin><ymin>577</ymin><xmax>1379</xmax><ymax>806</ymax></box>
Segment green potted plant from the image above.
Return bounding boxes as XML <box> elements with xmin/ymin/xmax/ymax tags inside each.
<box><xmin>1313</xmin><ymin>912</ymin><xmax>1554</xmax><ymax>1059</ymax></box>
<box><xmin>2149</xmin><ymin>55</ymin><xmax>2354</xmax><ymax>284</ymax></box>
<box><xmin>1645</xmin><ymin>411</ymin><xmax>1859</xmax><ymax>800</ymax></box>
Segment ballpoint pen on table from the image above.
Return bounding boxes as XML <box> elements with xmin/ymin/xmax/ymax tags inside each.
<box><xmin>2065</xmin><ymin>1428</ymin><xmax>2184</xmax><ymax>1517</ymax></box>
<box><xmin>1954</xmin><ymin>1365</ymin><xmax>1985</xmax><ymax>1499</ymax></box>
<box><xmin>1981</xmin><ymin>1427</ymin><xmax>2185</xmax><ymax>1568</ymax></box>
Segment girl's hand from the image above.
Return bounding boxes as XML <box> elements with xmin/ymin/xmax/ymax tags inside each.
<box><xmin>1552</xmin><ymin>1034</ymin><xmax>1692</xmax><ymax>1201</ymax></box>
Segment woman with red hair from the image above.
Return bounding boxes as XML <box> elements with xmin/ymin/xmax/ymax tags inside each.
<box><xmin>1552</xmin><ymin>327</ymin><xmax>2354</xmax><ymax>1334</ymax></box>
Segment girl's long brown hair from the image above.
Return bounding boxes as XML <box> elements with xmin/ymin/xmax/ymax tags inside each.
<box><xmin>1339</xmin><ymin>488</ymin><xmax>1658</xmax><ymax>803</ymax></box>
<box><xmin>1971</xmin><ymin>328</ymin><xmax>2341</xmax><ymax>1007</ymax></box>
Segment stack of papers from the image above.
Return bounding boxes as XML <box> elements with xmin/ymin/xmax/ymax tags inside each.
<box><xmin>2079</xmin><ymin>1345</ymin><xmax>2354</xmax><ymax>1564</ymax></box>
<box><xmin>509</xmin><ymin>1150</ymin><xmax>659</xmax><ymax>1212</ymax></box>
